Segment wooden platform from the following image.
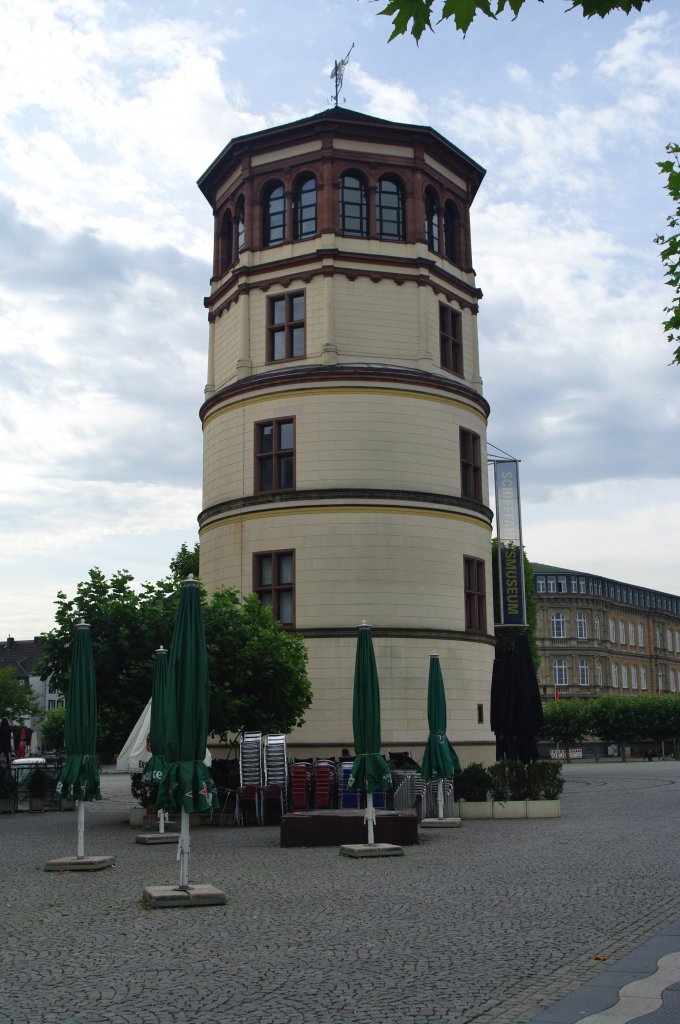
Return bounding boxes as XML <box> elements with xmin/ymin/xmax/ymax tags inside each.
<box><xmin>280</xmin><ymin>809</ymin><xmax>418</xmax><ymax>847</ymax></box>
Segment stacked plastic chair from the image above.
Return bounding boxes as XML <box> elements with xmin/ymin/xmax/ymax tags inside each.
<box><xmin>392</xmin><ymin>770</ymin><xmax>427</xmax><ymax>819</ymax></box>
<box><xmin>235</xmin><ymin>731</ymin><xmax>263</xmax><ymax>825</ymax></box>
<box><xmin>425</xmin><ymin>778</ymin><xmax>456</xmax><ymax>818</ymax></box>
<box><xmin>312</xmin><ymin>760</ymin><xmax>336</xmax><ymax>809</ymax></box>
<box><xmin>262</xmin><ymin>734</ymin><xmax>288</xmax><ymax>823</ymax></box>
<box><xmin>338</xmin><ymin>760</ymin><xmax>360</xmax><ymax>809</ymax></box>
<box><xmin>289</xmin><ymin>761</ymin><xmax>311</xmax><ymax>811</ymax></box>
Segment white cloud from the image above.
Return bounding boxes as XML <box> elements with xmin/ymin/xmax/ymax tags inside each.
<box><xmin>506</xmin><ymin>63</ymin><xmax>531</xmax><ymax>85</ymax></box>
<box><xmin>349</xmin><ymin>63</ymin><xmax>428</xmax><ymax>124</ymax></box>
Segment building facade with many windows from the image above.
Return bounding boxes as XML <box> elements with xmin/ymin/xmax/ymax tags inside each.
<box><xmin>197</xmin><ymin>108</ymin><xmax>495</xmax><ymax>757</ymax></box>
<box><xmin>532</xmin><ymin>564</ymin><xmax>680</xmax><ymax>701</ymax></box>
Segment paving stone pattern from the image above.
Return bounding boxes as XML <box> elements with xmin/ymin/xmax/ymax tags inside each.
<box><xmin>1</xmin><ymin>761</ymin><xmax>679</xmax><ymax>1024</ymax></box>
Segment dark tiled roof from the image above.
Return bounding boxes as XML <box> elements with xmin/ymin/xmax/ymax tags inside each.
<box><xmin>0</xmin><ymin>638</ymin><xmax>45</xmax><ymax>677</ymax></box>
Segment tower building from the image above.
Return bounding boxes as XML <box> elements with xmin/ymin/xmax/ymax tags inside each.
<box><xmin>197</xmin><ymin>108</ymin><xmax>495</xmax><ymax>759</ymax></box>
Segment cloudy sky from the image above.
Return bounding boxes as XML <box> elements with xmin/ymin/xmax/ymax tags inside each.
<box><xmin>1</xmin><ymin>0</ymin><xmax>678</xmax><ymax>638</ymax></box>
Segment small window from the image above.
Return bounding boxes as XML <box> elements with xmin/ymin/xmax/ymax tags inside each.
<box><xmin>340</xmin><ymin>172</ymin><xmax>368</xmax><ymax>237</ymax></box>
<box><xmin>629</xmin><ymin>622</ymin><xmax>636</xmax><ymax>646</ymax></box>
<box><xmin>268</xmin><ymin>292</ymin><xmax>305</xmax><ymax>362</ymax></box>
<box><xmin>464</xmin><ymin>557</ymin><xmax>486</xmax><ymax>632</ymax></box>
<box><xmin>551</xmin><ymin>613</ymin><xmax>565</xmax><ymax>639</ymax></box>
<box><xmin>235</xmin><ymin>196</ymin><xmax>245</xmax><ymax>253</ymax></box>
<box><xmin>424</xmin><ymin>187</ymin><xmax>439</xmax><ymax>252</ymax></box>
<box><xmin>263</xmin><ymin>181</ymin><xmax>286</xmax><ymax>246</ymax></box>
<box><xmin>638</xmin><ymin>623</ymin><xmax>645</xmax><ymax>647</ymax></box>
<box><xmin>554</xmin><ymin>659</ymin><xmax>568</xmax><ymax>686</ymax></box>
<box><xmin>460</xmin><ymin>429</ymin><xmax>482</xmax><ymax>501</ymax></box>
<box><xmin>578</xmin><ymin>659</ymin><xmax>590</xmax><ymax>686</ymax></box>
<box><xmin>376</xmin><ymin>177</ymin><xmax>404</xmax><ymax>241</ymax></box>
<box><xmin>609</xmin><ymin>620</ymin><xmax>616</xmax><ymax>643</ymax></box>
<box><xmin>48</xmin><ymin>699</ymin><xmax>56</xmax><ymax>709</ymax></box>
<box><xmin>570</xmin><ymin>577</ymin><xmax>578</xmax><ymax>593</ymax></box>
<box><xmin>619</xmin><ymin>621</ymin><xmax>626</xmax><ymax>645</ymax></box>
<box><xmin>440</xmin><ymin>305</ymin><xmax>463</xmax><ymax>375</ymax></box>
<box><xmin>557</xmin><ymin>576</ymin><xmax>567</xmax><ymax>593</ymax></box>
<box><xmin>293</xmin><ymin>174</ymin><xmax>316</xmax><ymax>240</ymax></box>
<box><xmin>254</xmin><ymin>550</ymin><xmax>295</xmax><ymax>626</ymax></box>
<box><xmin>596</xmin><ymin>661</ymin><xmax>603</xmax><ymax>687</ymax></box>
<box><xmin>579</xmin><ymin>577</ymin><xmax>586</xmax><ymax>594</ymax></box>
<box><xmin>612</xmin><ymin>663</ymin><xmax>618</xmax><ymax>688</ymax></box>
<box><xmin>631</xmin><ymin>665</ymin><xmax>638</xmax><ymax>690</ymax></box>
<box><xmin>667</xmin><ymin>629</ymin><xmax>673</xmax><ymax>651</ymax></box>
<box><xmin>548</xmin><ymin>577</ymin><xmax>557</xmax><ymax>593</ymax></box>
<box><xmin>477</xmin><ymin>704</ymin><xmax>484</xmax><ymax>724</ymax></box>
<box><xmin>594</xmin><ymin>614</ymin><xmax>601</xmax><ymax>640</ymax></box>
<box><xmin>576</xmin><ymin>612</ymin><xmax>587</xmax><ymax>639</ymax></box>
<box><xmin>658</xmin><ymin>666</ymin><xmax>664</xmax><ymax>692</ymax></box>
<box><xmin>255</xmin><ymin>418</ymin><xmax>295</xmax><ymax>492</ymax></box>
<box><xmin>621</xmin><ymin>664</ymin><xmax>628</xmax><ymax>689</ymax></box>
<box><xmin>536</xmin><ymin>577</ymin><xmax>546</xmax><ymax>593</ymax></box>
<box><xmin>670</xmin><ymin>670</ymin><xmax>676</xmax><ymax>693</ymax></box>
<box><xmin>641</xmin><ymin>665</ymin><xmax>647</xmax><ymax>690</ymax></box>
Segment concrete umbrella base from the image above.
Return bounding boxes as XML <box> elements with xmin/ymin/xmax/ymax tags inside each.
<box><xmin>420</xmin><ymin>817</ymin><xmax>462</xmax><ymax>828</ymax></box>
<box><xmin>45</xmin><ymin>856</ymin><xmax>115</xmax><ymax>872</ymax></box>
<box><xmin>143</xmin><ymin>884</ymin><xmax>226</xmax><ymax>908</ymax></box>
<box><xmin>135</xmin><ymin>832</ymin><xmax>180</xmax><ymax>844</ymax></box>
<box><xmin>339</xmin><ymin>843</ymin><xmax>404</xmax><ymax>858</ymax></box>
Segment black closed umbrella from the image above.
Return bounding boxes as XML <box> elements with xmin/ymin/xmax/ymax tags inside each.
<box><xmin>0</xmin><ymin>718</ymin><xmax>12</xmax><ymax>768</ymax></box>
<box><xmin>490</xmin><ymin>633</ymin><xmax>544</xmax><ymax>763</ymax></box>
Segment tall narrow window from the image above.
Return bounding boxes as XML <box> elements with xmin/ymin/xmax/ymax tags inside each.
<box><xmin>641</xmin><ymin>665</ymin><xmax>647</xmax><ymax>690</ymax></box>
<box><xmin>444</xmin><ymin>200</ymin><xmax>461</xmax><ymax>264</ymax></box>
<box><xmin>293</xmin><ymin>174</ymin><xmax>316</xmax><ymax>239</ymax></box>
<box><xmin>255</xmin><ymin>418</ymin><xmax>295</xmax><ymax>492</ymax></box>
<box><xmin>596</xmin><ymin>660</ymin><xmax>603</xmax><ymax>686</ymax></box>
<box><xmin>376</xmin><ymin>176</ymin><xmax>404</xmax><ymax>240</ymax></box>
<box><xmin>579</xmin><ymin>659</ymin><xmax>590</xmax><ymax>686</ymax></box>
<box><xmin>551</xmin><ymin>613</ymin><xmax>565</xmax><ymax>639</ymax></box>
<box><xmin>536</xmin><ymin>577</ymin><xmax>546</xmax><ymax>593</ymax></box>
<box><xmin>594</xmin><ymin>615</ymin><xmax>601</xmax><ymax>640</ymax></box>
<box><xmin>263</xmin><ymin>181</ymin><xmax>286</xmax><ymax>246</ymax></box>
<box><xmin>464</xmin><ymin>557</ymin><xmax>486</xmax><ymax>632</ymax></box>
<box><xmin>235</xmin><ymin>196</ymin><xmax>245</xmax><ymax>253</ymax></box>
<box><xmin>254</xmin><ymin>550</ymin><xmax>295</xmax><ymax>626</ymax></box>
<box><xmin>638</xmin><ymin>623</ymin><xmax>645</xmax><ymax>647</ymax></box>
<box><xmin>554</xmin><ymin>660</ymin><xmax>567</xmax><ymax>686</ymax></box>
<box><xmin>576</xmin><ymin>613</ymin><xmax>587</xmax><ymax>639</ymax></box>
<box><xmin>460</xmin><ymin>428</ymin><xmax>482</xmax><ymax>501</ymax></box>
<box><xmin>268</xmin><ymin>293</ymin><xmax>305</xmax><ymax>362</ymax></box>
<box><xmin>339</xmin><ymin>172</ymin><xmax>368</xmax><ymax>237</ymax></box>
<box><xmin>424</xmin><ymin>187</ymin><xmax>439</xmax><ymax>252</ymax></box>
<box><xmin>621</xmin><ymin>664</ymin><xmax>628</xmax><ymax>689</ymax></box>
<box><xmin>631</xmin><ymin>665</ymin><xmax>638</xmax><ymax>690</ymax></box>
<box><xmin>440</xmin><ymin>304</ymin><xmax>462</xmax><ymax>375</ymax></box>
<box><xmin>612</xmin><ymin>663</ymin><xmax>618</xmax><ymax>688</ymax></box>
<box><xmin>609</xmin><ymin>620</ymin><xmax>616</xmax><ymax>643</ymax></box>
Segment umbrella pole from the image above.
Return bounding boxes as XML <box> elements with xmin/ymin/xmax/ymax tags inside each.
<box><xmin>76</xmin><ymin>800</ymin><xmax>85</xmax><ymax>858</ymax></box>
<box><xmin>178</xmin><ymin>808</ymin><xmax>190</xmax><ymax>888</ymax></box>
<box><xmin>437</xmin><ymin>779</ymin><xmax>444</xmax><ymax>819</ymax></box>
<box><xmin>158</xmin><ymin>808</ymin><xmax>165</xmax><ymax>834</ymax></box>
<box><xmin>365</xmin><ymin>791</ymin><xmax>375</xmax><ymax>845</ymax></box>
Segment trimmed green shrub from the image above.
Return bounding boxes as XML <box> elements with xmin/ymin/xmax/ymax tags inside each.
<box><xmin>458</xmin><ymin>761</ymin><xmax>491</xmax><ymax>802</ymax></box>
<box><xmin>527</xmin><ymin>760</ymin><xmax>564</xmax><ymax>800</ymax></box>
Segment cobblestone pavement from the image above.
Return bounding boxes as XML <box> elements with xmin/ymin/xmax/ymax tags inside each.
<box><xmin>1</xmin><ymin>760</ymin><xmax>679</xmax><ymax>1024</ymax></box>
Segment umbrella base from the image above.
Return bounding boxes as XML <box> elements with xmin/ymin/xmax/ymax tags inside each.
<box><xmin>44</xmin><ymin>856</ymin><xmax>115</xmax><ymax>872</ymax></box>
<box><xmin>135</xmin><ymin>832</ymin><xmax>180</xmax><ymax>844</ymax></box>
<box><xmin>339</xmin><ymin>843</ymin><xmax>404</xmax><ymax>858</ymax></box>
<box><xmin>420</xmin><ymin>817</ymin><xmax>462</xmax><ymax>828</ymax></box>
<box><xmin>143</xmin><ymin>884</ymin><xmax>226</xmax><ymax>908</ymax></box>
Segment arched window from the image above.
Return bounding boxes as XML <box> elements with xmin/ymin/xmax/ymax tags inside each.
<box><xmin>594</xmin><ymin>614</ymin><xmax>601</xmax><ymax>640</ymax></box>
<box><xmin>293</xmin><ymin>174</ymin><xmax>316</xmax><ymax>239</ymax></box>
<box><xmin>376</xmin><ymin>176</ymin><xmax>404</xmax><ymax>241</ymax></box>
<box><xmin>263</xmin><ymin>181</ymin><xmax>286</xmax><ymax>246</ymax></box>
<box><xmin>424</xmin><ymin>187</ymin><xmax>439</xmax><ymax>253</ymax></box>
<box><xmin>235</xmin><ymin>196</ymin><xmax>245</xmax><ymax>254</ymax></box>
<box><xmin>339</xmin><ymin>172</ymin><xmax>368</xmax><ymax>237</ymax></box>
<box><xmin>444</xmin><ymin>200</ymin><xmax>462</xmax><ymax>264</ymax></box>
<box><xmin>218</xmin><ymin>210</ymin><xmax>233</xmax><ymax>276</ymax></box>
<box><xmin>551</xmin><ymin>612</ymin><xmax>565</xmax><ymax>639</ymax></box>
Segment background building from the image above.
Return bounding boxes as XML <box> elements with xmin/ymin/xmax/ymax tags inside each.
<box><xmin>0</xmin><ymin>636</ymin><xmax>60</xmax><ymax>751</ymax></box>
<box><xmin>532</xmin><ymin>563</ymin><xmax>680</xmax><ymax>701</ymax></box>
<box><xmin>197</xmin><ymin>108</ymin><xmax>496</xmax><ymax>760</ymax></box>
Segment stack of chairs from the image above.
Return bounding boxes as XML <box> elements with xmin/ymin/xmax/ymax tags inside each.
<box><xmin>425</xmin><ymin>778</ymin><xmax>457</xmax><ymax>819</ymax></box>
<box><xmin>338</xmin><ymin>761</ymin><xmax>360</xmax><ymax>808</ymax></box>
<box><xmin>392</xmin><ymin>770</ymin><xmax>427</xmax><ymax>819</ymax></box>
<box><xmin>312</xmin><ymin>761</ymin><xmax>336</xmax><ymax>809</ymax></box>
<box><xmin>289</xmin><ymin>761</ymin><xmax>311</xmax><ymax>811</ymax></box>
<box><xmin>236</xmin><ymin>731</ymin><xmax>263</xmax><ymax>825</ymax></box>
<box><xmin>261</xmin><ymin>734</ymin><xmax>288</xmax><ymax>824</ymax></box>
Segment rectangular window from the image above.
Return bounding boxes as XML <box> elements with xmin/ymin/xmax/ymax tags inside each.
<box><xmin>578</xmin><ymin>659</ymin><xmax>589</xmax><ymax>686</ymax></box>
<box><xmin>641</xmin><ymin>666</ymin><xmax>647</xmax><ymax>690</ymax></box>
<box><xmin>460</xmin><ymin>429</ymin><xmax>482</xmax><ymax>502</ymax></box>
<box><xmin>667</xmin><ymin>629</ymin><xmax>673</xmax><ymax>651</ymax></box>
<box><xmin>557</xmin><ymin>575</ymin><xmax>566</xmax><ymax>593</ymax></box>
<box><xmin>621</xmin><ymin>664</ymin><xmax>628</xmax><ymax>689</ymax></box>
<box><xmin>579</xmin><ymin>577</ymin><xmax>586</xmax><ymax>594</ymax></box>
<box><xmin>576</xmin><ymin>613</ymin><xmax>587</xmax><ymax>639</ymax></box>
<box><xmin>609</xmin><ymin>620</ymin><xmax>616</xmax><ymax>643</ymax></box>
<box><xmin>268</xmin><ymin>292</ymin><xmax>305</xmax><ymax>362</ymax></box>
<box><xmin>676</xmin><ymin>631</ymin><xmax>680</xmax><ymax>653</ymax></box>
<box><xmin>548</xmin><ymin>577</ymin><xmax>556</xmax><ymax>593</ymax></box>
<box><xmin>439</xmin><ymin>304</ymin><xmax>463</xmax><ymax>375</ymax></box>
<box><xmin>255</xmin><ymin>418</ymin><xmax>295</xmax><ymax>492</ymax></box>
<box><xmin>554</xmin><ymin>659</ymin><xmax>567</xmax><ymax>686</ymax></box>
<box><xmin>629</xmin><ymin>622</ymin><xmax>635</xmax><ymax>646</ymax></box>
<box><xmin>638</xmin><ymin>623</ymin><xmax>645</xmax><ymax>648</ymax></box>
<box><xmin>619</xmin><ymin>621</ymin><xmax>626</xmax><ymax>645</ymax></box>
<box><xmin>48</xmin><ymin>699</ymin><xmax>56</xmax><ymax>709</ymax></box>
<box><xmin>570</xmin><ymin>577</ymin><xmax>578</xmax><ymax>593</ymax></box>
<box><xmin>536</xmin><ymin>577</ymin><xmax>546</xmax><ymax>593</ymax></box>
<box><xmin>477</xmin><ymin>704</ymin><xmax>484</xmax><ymax>724</ymax></box>
<box><xmin>670</xmin><ymin>670</ymin><xmax>676</xmax><ymax>693</ymax></box>
<box><xmin>254</xmin><ymin>550</ymin><xmax>295</xmax><ymax>627</ymax></box>
<box><xmin>612</xmin><ymin>663</ymin><xmax>618</xmax><ymax>688</ymax></box>
<box><xmin>464</xmin><ymin>557</ymin><xmax>486</xmax><ymax>632</ymax></box>
<box><xmin>631</xmin><ymin>665</ymin><xmax>638</xmax><ymax>690</ymax></box>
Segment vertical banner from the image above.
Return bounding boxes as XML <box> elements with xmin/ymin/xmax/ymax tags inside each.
<box><xmin>494</xmin><ymin>459</ymin><xmax>527</xmax><ymax>626</ymax></box>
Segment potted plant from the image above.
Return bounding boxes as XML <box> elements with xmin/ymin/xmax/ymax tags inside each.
<box><xmin>27</xmin><ymin>765</ymin><xmax>47</xmax><ymax>811</ymax></box>
<box><xmin>0</xmin><ymin>767</ymin><xmax>17</xmax><ymax>813</ymax></box>
<box><xmin>457</xmin><ymin>762</ymin><xmax>492</xmax><ymax>819</ymax></box>
<box><xmin>489</xmin><ymin>760</ymin><xmax>527</xmax><ymax>818</ymax></box>
<box><xmin>526</xmin><ymin>761</ymin><xmax>563</xmax><ymax>818</ymax></box>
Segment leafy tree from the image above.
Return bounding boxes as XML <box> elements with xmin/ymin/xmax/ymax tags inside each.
<box><xmin>40</xmin><ymin>706</ymin><xmax>66</xmax><ymax>752</ymax></box>
<box><xmin>655</xmin><ymin>143</ymin><xmax>680</xmax><ymax>365</ymax></box>
<box><xmin>587</xmin><ymin>695</ymin><xmax>643</xmax><ymax>760</ymax></box>
<box><xmin>36</xmin><ymin>549</ymin><xmax>312</xmax><ymax>761</ymax></box>
<box><xmin>0</xmin><ymin>667</ymin><xmax>41</xmax><ymax>722</ymax></box>
<box><xmin>378</xmin><ymin>0</ymin><xmax>653</xmax><ymax>39</ymax></box>
<box><xmin>540</xmin><ymin>698</ymin><xmax>590</xmax><ymax>761</ymax></box>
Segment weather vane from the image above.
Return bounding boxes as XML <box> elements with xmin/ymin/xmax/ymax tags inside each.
<box><xmin>330</xmin><ymin>43</ymin><xmax>354</xmax><ymax>107</ymax></box>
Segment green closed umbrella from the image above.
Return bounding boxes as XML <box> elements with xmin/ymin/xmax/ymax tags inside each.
<box><xmin>157</xmin><ymin>576</ymin><xmax>216</xmax><ymax>887</ymax></box>
<box><xmin>421</xmin><ymin>652</ymin><xmax>461</xmax><ymax>818</ymax></box>
<box><xmin>56</xmin><ymin>622</ymin><xmax>101</xmax><ymax>858</ymax></box>
<box><xmin>141</xmin><ymin>645</ymin><xmax>169</xmax><ymax>832</ymax></box>
<box><xmin>348</xmin><ymin>621</ymin><xmax>391</xmax><ymax>844</ymax></box>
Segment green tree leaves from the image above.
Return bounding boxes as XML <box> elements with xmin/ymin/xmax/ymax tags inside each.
<box><xmin>0</xmin><ymin>667</ymin><xmax>42</xmax><ymax>722</ymax></box>
<box><xmin>655</xmin><ymin>143</ymin><xmax>680</xmax><ymax>365</ymax></box>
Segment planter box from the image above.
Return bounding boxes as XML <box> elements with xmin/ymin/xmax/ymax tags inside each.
<box><xmin>0</xmin><ymin>798</ymin><xmax>13</xmax><ymax>814</ymax></box>
<box><xmin>129</xmin><ymin>806</ymin><xmax>146</xmax><ymax>827</ymax></box>
<box><xmin>526</xmin><ymin>799</ymin><xmax>561</xmax><ymax>818</ymax></box>
<box><xmin>29</xmin><ymin>798</ymin><xmax>45</xmax><ymax>812</ymax></box>
<box><xmin>459</xmin><ymin>801</ymin><xmax>492</xmax><ymax>820</ymax></box>
<box><xmin>60</xmin><ymin>799</ymin><xmax>76</xmax><ymax>811</ymax></box>
<box><xmin>493</xmin><ymin>800</ymin><xmax>526</xmax><ymax>819</ymax></box>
